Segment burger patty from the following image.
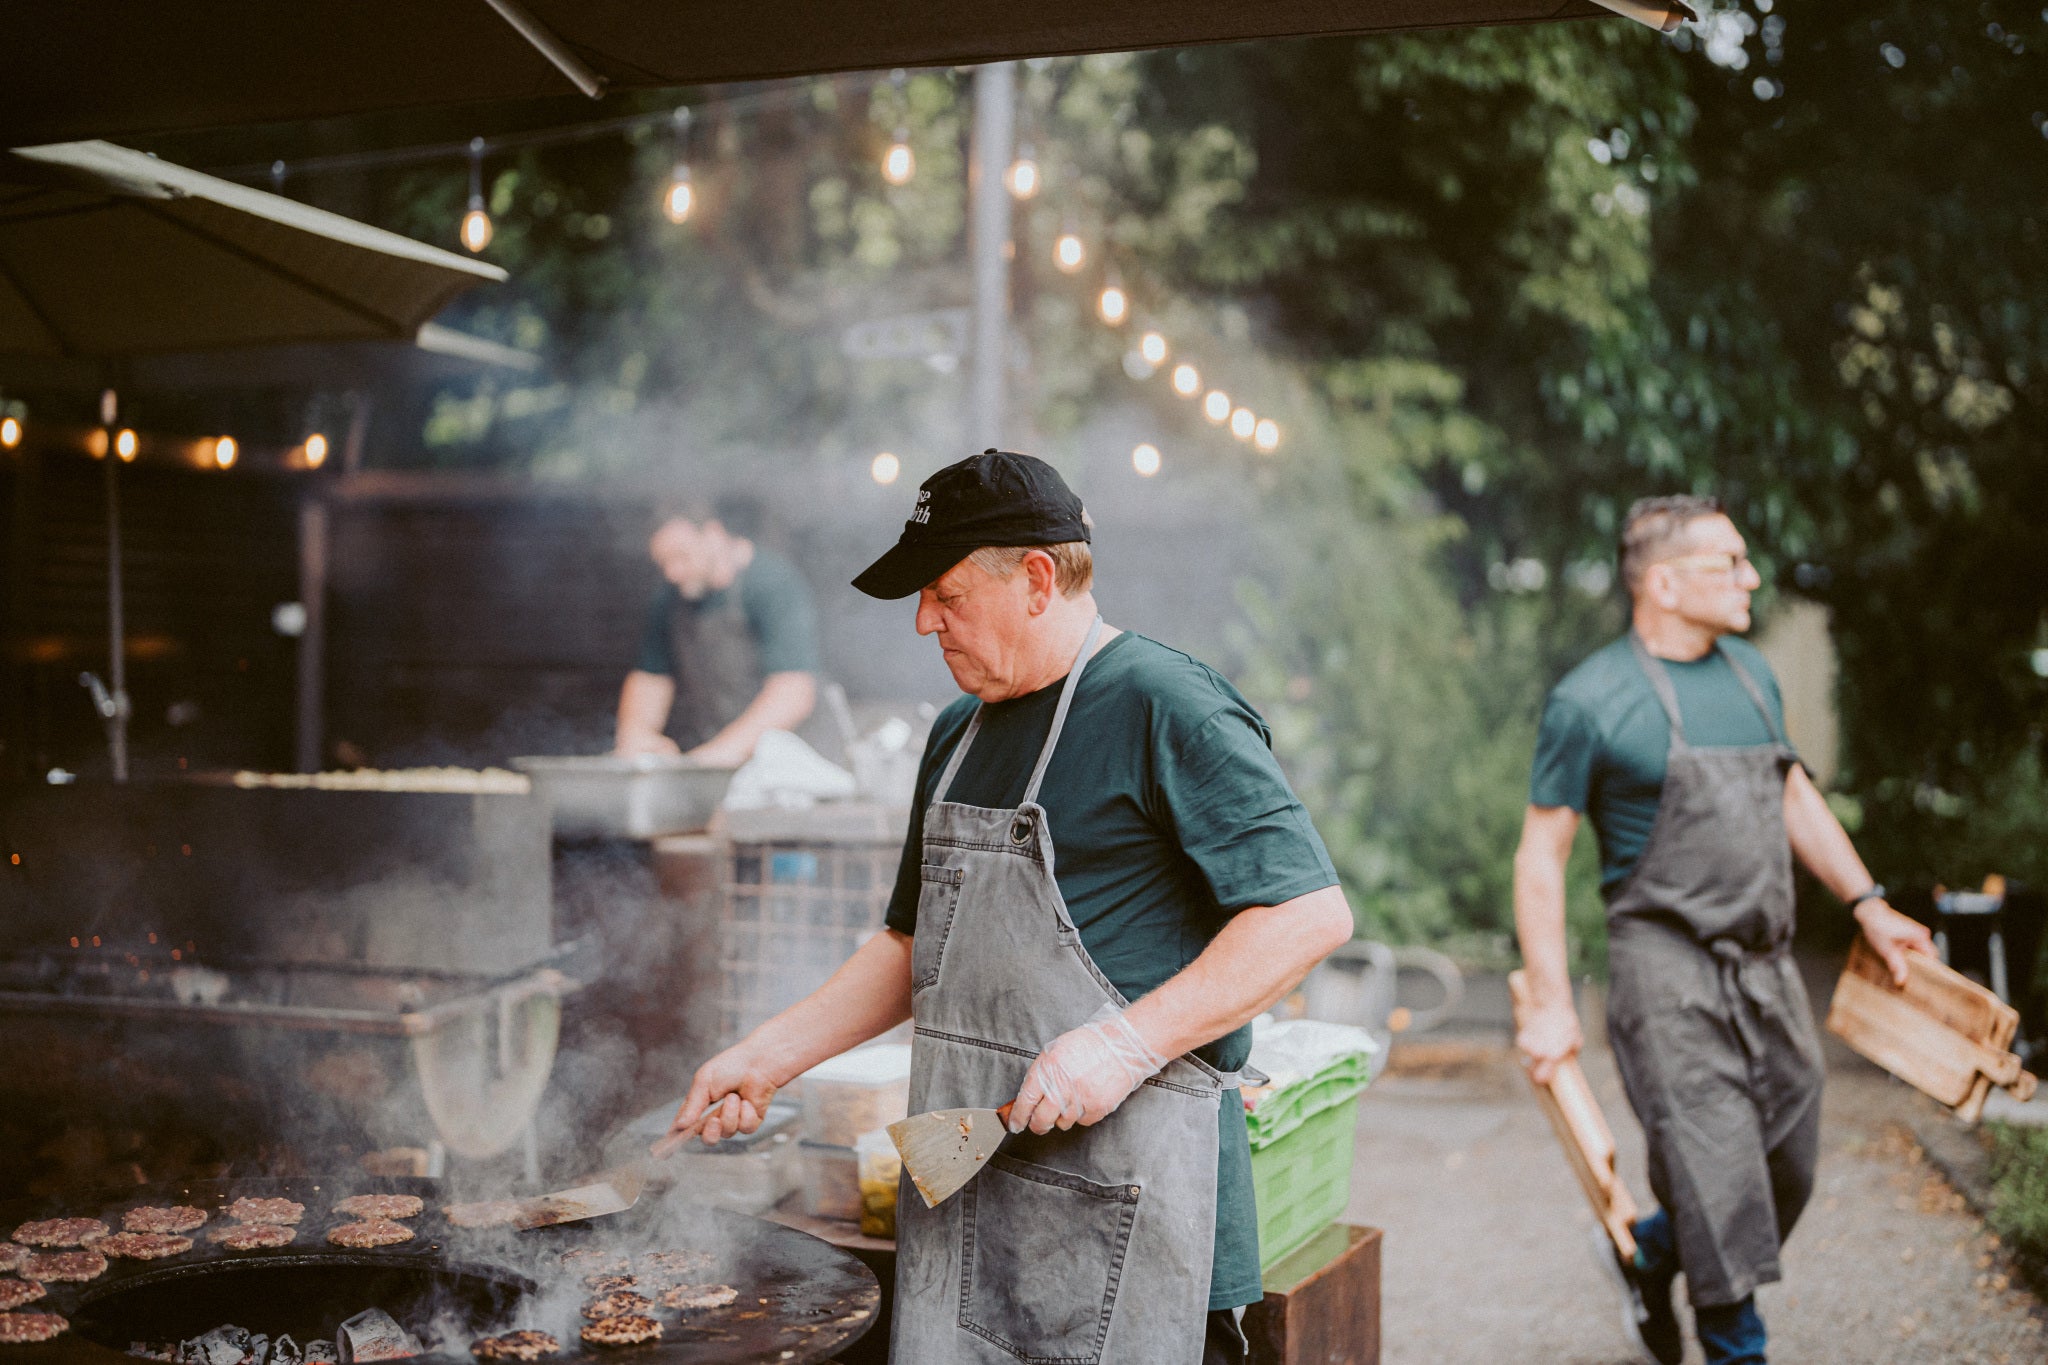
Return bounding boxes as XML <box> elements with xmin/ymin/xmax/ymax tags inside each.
<box><xmin>658</xmin><ymin>1283</ymin><xmax>738</xmax><ymax>1312</ymax></box>
<box><xmin>209</xmin><ymin>1223</ymin><xmax>297</xmax><ymax>1251</ymax></box>
<box><xmin>0</xmin><ymin>1280</ymin><xmax>44</xmax><ymax>1312</ymax></box>
<box><xmin>0</xmin><ymin>1247</ymin><xmax>22</xmax><ymax>1275</ymax></box>
<box><xmin>468</xmin><ymin>1330</ymin><xmax>560</xmax><ymax>1361</ymax></box>
<box><xmin>0</xmin><ymin>1311</ymin><xmax>67</xmax><ymax>1344</ymax></box>
<box><xmin>326</xmin><ymin>1219</ymin><xmax>414</xmax><ymax>1249</ymax></box>
<box><xmin>225</xmin><ymin>1197</ymin><xmax>304</xmax><ymax>1225</ymax></box>
<box><xmin>578</xmin><ymin>1316</ymin><xmax>661</xmax><ymax>1348</ymax></box>
<box><xmin>443</xmin><ymin>1201</ymin><xmax>523</xmax><ymax>1230</ymax></box>
<box><xmin>332</xmin><ymin>1195</ymin><xmax>424</xmax><ymax>1221</ymax></box>
<box><xmin>22</xmin><ymin>1251</ymin><xmax>104</xmax><ymax>1284</ymax></box>
<box><xmin>10</xmin><ymin>1218</ymin><xmax>107</xmax><ymax>1248</ymax></box>
<box><xmin>96</xmin><ymin>1233</ymin><xmax>193</xmax><ymax>1261</ymax></box>
<box><xmin>558</xmin><ymin>1249</ymin><xmax>630</xmax><ymax>1275</ymax></box>
<box><xmin>123</xmin><ymin>1206</ymin><xmax>208</xmax><ymax>1235</ymax></box>
<box><xmin>580</xmin><ymin>1292</ymin><xmax>653</xmax><ymax>1321</ymax></box>
<box><xmin>638</xmin><ymin>1249</ymin><xmax>715</xmax><ymax>1282</ymax></box>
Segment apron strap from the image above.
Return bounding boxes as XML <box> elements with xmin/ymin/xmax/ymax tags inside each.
<box><xmin>1627</xmin><ymin>632</ymin><xmax>1691</xmax><ymax>748</ymax></box>
<box><xmin>933</xmin><ymin>616</ymin><xmax>1105</xmax><ymax>805</ymax></box>
<box><xmin>1718</xmin><ymin>647</ymin><xmax>1790</xmax><ymax>747</ymax></box>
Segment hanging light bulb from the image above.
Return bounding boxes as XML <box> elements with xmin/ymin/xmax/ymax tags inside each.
<box><xmin>87</xmin><ymin>430</ymin><xmax>108</xmax><ymax>459</ymax></box>
<box><xmin>1172</xmin><ymin>364</ymin><xmax>1201</xmax><ymax>397</ymax></box>
<box><xmin>1053</xmin><ymin>232</ymin><xmax>1085</xmax><ymax>273</ymax></box>
<box><xmin>1097</xmin><ymin>284</ymin><xmax>1129</xmax><ymax>326</ymax></box>
<box><xmin>115</xmin><ymin>428</ymin><xmax>139</xmax><ymax>461</ymax></box>
<box><xmin>871</xmin><ymin>452</ymin><xmax>901</xmax><ymax>485</ymax></box>
<box><xmin>304</xmin><ymin>433</ymin><xmax>329</xmax><ymax>468</ymax></box>
<box><xmin>1254</xmin><ymin>419</ymin><xmax>1281</xmax><ymax>453</ymax></box>
<box><xmin>0</xmin><ymin>417</ymin><xmax>19</xmax><ymax>450</ymax></box>
<box><xmin>882</xmin><ymin>130</ymin><xmax>915</xmax><ymax>185</ymax></box>
<box><xmin>1131</xmin><ymin>443</ymin><xmax>1162</xmax><ymax>478</ymax></box>
<box><xmin>1203</xmin><ymin>391</ymin><xmax>1230</xmax><ymax>424</ymax></box>
<box><xmin>1230</xmin><ymin>407</ymin><xmax>1256</xmax><ymax>441</ymax></box>
<box><xmin>1140</xmin><ymin>332</ymin><xmax>1168</xmax><ymax>366</ymax></box>
<box><xmin>1006</xmin><ymin>149</ymin><xmax>1041</xmax><ymax>199</ymax></box>
<box><xmin>213</xmin><ymin>435</ymin><xmax>238</xmax><ymax>469</ymax></box>
<box><xmin>664</xmin><ymin>107</ymin><xmax>696</xmax><ymax>224</ymax></box>
<box><xmin>461</xmin><ymin>136</ymin><xmax>493</xmax><ymax>254</ymax></box>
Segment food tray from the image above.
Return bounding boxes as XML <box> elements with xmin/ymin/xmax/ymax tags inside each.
<box><xmin>1247</xmin><ymin>1058</ymin><xmax>1369</xmax><ymax>1270</ymax></box>
<box><xmin>511</xmin><ymin>756</ymin><xmax>735</xmax><ymax>839</ymax></box>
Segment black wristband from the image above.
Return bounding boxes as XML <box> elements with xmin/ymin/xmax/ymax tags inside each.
<box><xmin>1848</xmin><ymin>883</ymin><xmax>1887</xmax><ymax>910</ymax></box>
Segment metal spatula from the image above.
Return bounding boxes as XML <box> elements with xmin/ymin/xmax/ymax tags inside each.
<box><xmin>509</xmin><ymin>1160</ymin><xmax>650</xmax><ymax>1230</ymax></box>
<box><xmin>887</xmin><ymin>1102</ymin><xmax>1015</xmax><ymax>1208</ymax></box>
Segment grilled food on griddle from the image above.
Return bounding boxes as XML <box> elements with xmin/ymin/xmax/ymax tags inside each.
<box><xmin>208</xmin><ymin>1223</ymin><xmax>297</xmax><ymax>1250</ymax></box>
<box><xmin>10</xmin><ymin>1219</ymin><xmax>106</xmax><ymax>1248</ymax></box>
<box><xmin>122</xmin><ymin>1206</ymin><xmax>207</xmax><ymax>1235</ymax></box>
<box><xmin>469</xmin><ymin>1330</ymin><xmax>560</xmax><ymax>1360</ymax></box>
<box><xmin>326</xmin><ymin>1219</ymin><xmax>414</xmax><ymax>1249</ymax></box>
<box><xmin>224</xmin><ymin>1198</ymin><xmax>304</xmax><ymax>1226</ymax></box>
<box><xmin>96</xmin><ymin>1232</ymin><xmax>192</xmax><ymax>1260</ymax></box>
<box><xmin>333</xmin><ymin>1194</ymin><xmax>424</xmax><ymax>1221</ymax></box>
<box><xmin>0</xmin><ymin>1311</ymin><xmax>67</xmax><ymax>1343</ymax></box>
<box><xmin>21</xmin><ymin>1251</ymin><xmax>104</xmax><ymax>1283</ymax></box>
<box><xmin>578</xmin><ymin>1316</ymin><xmax>661</xmax><ymax>1348</ymax></box>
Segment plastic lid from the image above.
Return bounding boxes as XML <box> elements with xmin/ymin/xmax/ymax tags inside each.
<box><xmin>801</xmin><ymin>1042</ymin><xmax>913</xmax><ymax>1085</ymax></box>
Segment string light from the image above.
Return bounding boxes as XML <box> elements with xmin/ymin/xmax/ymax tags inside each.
<box><xmin>871</xmin><ymin>452</ymin><xmax>901</xmax><ymax>485</ymax></box>
<box><xmin>1172</xmin><ymin>364</ymin><xmax>1201</xmax><ymax>396</ymax></box>
<box><xmin>663</xmin><ymin>107</ymin><xmax>695</xmax><ymax>224</ymax></box>
<box><xmin>213</xmin><ymin>436</ymin><xmax>238</xmax><ymax>469</ymax></box>
<box><xmin>1097</xmin><ymin>283</ymin><xmax>1129</xmax><ymax>326</ymax></box>
<box><xmin>304</xmin><ymin>433</ymin><xmax>329</xmax><ymax>468</ymax></box>
<box><xmin>1006</xmin><ymin>149</ymin><xmax>1040</xmax><ymax>199</ymax></box>
<box><xmin>87</xmin><ymin>430</ymin><xmax>108</xmax><ymax>459</ymax></box>
<box><xmin>882</xmin><ymin>130</ymin><xmax>915</xmax><ymax>185</ymax></box>
<box><xmin>1254</xmin><ymin>419</ymin><xmax>1281</xmax><ymax>453</ymax></box>
<box><xmin>1203</xmin><ymin>391</ymin><xmax>1230</xmax><ymax>423</ymax></box>
<box><xmin>0</xmin><ymin>417</ymin><xmax>19</xmax><ymax>449</ymax></box>
<box><xmin>115</xmin><ymin>428</ymin><xmax>138</xmax><ymax>461</ymax></box>
<box><xmin>1140</xmin><ymin>332</ymin><xmax>1168</xmax><ymax>366</ymax></box>
<box><xmin>460</xmin><ymin>137</ymin><xmax>493</xmax><ymax>254</ymax></box>
<box><xmin>1054</xmin><ymin>232</ymin><xmax>1085</xmax><ymax>273</ymax></box>
<box><xmin>1131</xmin><ymin>443</ymin><xmax>1162</xmax><ymax>477</ymax></box>
<box><xmin>1230</xmin><ymin>408</ymin><xmax>1256</xmax><ymax>441</ymax></box>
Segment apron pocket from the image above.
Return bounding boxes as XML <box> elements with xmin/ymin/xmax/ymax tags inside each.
<box><xmin>912</xmin><ymin>864</ymin><xmax>965</xmax><ymax>993</ymax></box>
<box><xmin>959</xmin><ymin>1154</ymin><xmax>1141</xmax><ymax>1364</ymax></box>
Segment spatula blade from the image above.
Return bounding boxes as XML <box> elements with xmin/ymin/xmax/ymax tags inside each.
<box><xmin>888</xmin><ymin>1107</ymin><xmax>1007</xmax><ymax>1209</ymax></box>
<box><xmin>512</xmin><ymin>1161</ymin><xmax>647</xmax><ymax>1229</ymax></box>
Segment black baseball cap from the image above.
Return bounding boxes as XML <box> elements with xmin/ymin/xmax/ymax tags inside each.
<box><xmin>852</xmin><ymin>450</ymin><xmax>1091</xmax><ymax>599</ymax></box>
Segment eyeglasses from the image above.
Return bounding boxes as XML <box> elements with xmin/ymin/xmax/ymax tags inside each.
<box><xmin>1659</xmin><ymin>552</ymin><xmax>1754</xmax><ymax>577</ymax></box>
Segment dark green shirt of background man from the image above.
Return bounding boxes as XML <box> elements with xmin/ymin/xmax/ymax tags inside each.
<box><xmin>1513</xmin><ymin>495</ymin><xmax>1935</xmax><ymax>1365</ymax></box>
<box><xmin>614</xmin><ymin>494</ymin><xmax>819</xmax><ymax>767</ymax></box>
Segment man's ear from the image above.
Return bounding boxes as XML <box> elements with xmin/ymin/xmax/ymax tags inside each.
<box><xmin>1022</xmin><ymin>549</ymin><xmax>1059</xmax><ymax>613</ymax></box>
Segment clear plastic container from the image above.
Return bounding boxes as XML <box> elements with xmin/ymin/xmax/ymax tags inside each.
<box><xmin>855</xmin><ymin>1128</ymin><xmax>901</xmax><ymax>1239</ymax></box>
<box><xmin>800</xmin><ymin>1140</ymin><xmax>863</xmax><ymax>1220</ymax></box>
<box><xmin>797</xmin><ymin>1043</ymin><xmax>912</xmax><ymax>1147</ymax></box>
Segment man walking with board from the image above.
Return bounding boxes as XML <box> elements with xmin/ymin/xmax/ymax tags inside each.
<box><xmin>1513</xmin><ymin>495</ymin><xmax>1934</xmax><ymax>1365</ymax></box>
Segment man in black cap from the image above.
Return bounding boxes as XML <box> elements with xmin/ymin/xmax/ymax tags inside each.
<box><xmin>668</xmin><ymin>451</ymin><xmax>1355</xmax><ymax>1365</ymax></box>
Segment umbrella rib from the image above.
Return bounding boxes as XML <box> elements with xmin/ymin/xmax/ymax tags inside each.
<box><xmin>0</xmin><ymin>250</ymin><xmax>83</xmax><ymax>356</ymax></box>
<box><xmin>130</xmin><ymin>197</ymin><xmax>435</xmax><ymax>339</ymax></box>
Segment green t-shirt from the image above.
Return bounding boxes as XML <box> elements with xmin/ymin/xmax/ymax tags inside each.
<box><xmin>633</xmin><ymin>548</ymin><xmax>820</xmax><ymax>677</ymax></box>
<box><xmin>1530</xmin><ymin>634</ymin><xmax>1792</xmax><ymax>894</ymax></box>
<box><xmin>884</xmin><ymin>631</ymin><xmax>1339</xmax><ymax>1311</ymax></box>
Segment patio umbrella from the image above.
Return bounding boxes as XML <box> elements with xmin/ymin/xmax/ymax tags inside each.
<box><xmin>0</xmin><ymin>0</ymin><xmax>1691</xmax><ymax>146</ymax></box>
<box><xmin>0</xmin><ymin>140</ymin><xmax>506</xmax><ymax>779</ymax></box>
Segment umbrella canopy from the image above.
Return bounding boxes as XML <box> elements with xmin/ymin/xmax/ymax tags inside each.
<box><xmin>0</xmin><ymin>0</ymin><xmax>1669</xmax><ymax>147</ymax></box>
<box><xmin>0</xmin><ymin>141</ymin><xmax>505</xmax><ymax>359</ymax></box>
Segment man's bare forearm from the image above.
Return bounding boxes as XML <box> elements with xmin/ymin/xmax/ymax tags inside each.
<box><xmin>1514</xmin><ymin>842</ymin><xmax>1573</xmax><ymax>1007</ymax></box>
<box><xmin>616</xmin><ymin>671</ymin><xmax>676</xmax><ymax>749</ymax></box>
<box><xmin>1783</xmin><ymin>764</ymin><xmax>1875</xmax><ymax>901</ymax></box>
<box><xmin>1122</xmin><ymin>885</ymin><xmax>1354</xmax><ymax>1062</ymax></box>
<box><xmin>693</xmin><ymin>671</ymin><xmax>818</xmax><ymax>760</ymax></box>
<box><xmin>739</xmin><ymin>928</ymin><xmax>913</xmax><ymax>1085</ymax></box>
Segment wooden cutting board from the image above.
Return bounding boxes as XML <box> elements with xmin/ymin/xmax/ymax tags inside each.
<box><xmin>1825</xmin><ymin>936</ymin><xmax>2036</xmax><ymax>1120</ymax></box>
<box><xmin>1507</xmin><ymin>971</ymin><xmax>1641</xmax><ymax>1260</ymax></box>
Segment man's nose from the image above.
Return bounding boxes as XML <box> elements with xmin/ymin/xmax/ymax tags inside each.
<box><xmin>914</xmin><ymin>595</ymin><xmax>941</xmax><ymax>635</ymax></box>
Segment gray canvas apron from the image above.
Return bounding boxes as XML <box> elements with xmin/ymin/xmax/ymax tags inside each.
<box><xmin>891</xmin><ymin>617</ymin><xmax>1231</xmax><ymax>1365</ymax></box>
<box><xmin>665</xmin><ymin>590</ymin><xmax>763</xmax><ymax>750</ymax></box>
<box><xmin>1603</xmin><ymin>635</ymin><xmax>1825</xmax><ymax>1308</ymax></box>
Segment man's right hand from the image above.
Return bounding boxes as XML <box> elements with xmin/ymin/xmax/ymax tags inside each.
<box><xmin>616</xmin><ymin>728</ymin><xmax>682</xmax><ymax>758</ymax></box>
<box><xmin>1515</xmin><ymin>1000</ymin><xmax>1584</xmax><ymax>1086</ymax></box>
<box><xmin>663</xmin><ymin>1043</ymin><xmax>780</xmax><ymax>1149</ymax></box>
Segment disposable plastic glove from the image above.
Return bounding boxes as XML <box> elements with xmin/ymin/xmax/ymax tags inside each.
<box><xmin>1008</xmin><ymin>1003</ymin><xmax>1171</xmax><ymax>1134</ymax></box>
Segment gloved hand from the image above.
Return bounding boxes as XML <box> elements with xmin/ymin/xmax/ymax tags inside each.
<box><xmin>1008</xmin><ymin>1003</ymin><xmax>1170</xmax><ymax>1134</ymax></box>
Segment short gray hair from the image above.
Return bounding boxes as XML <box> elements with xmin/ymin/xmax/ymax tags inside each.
<box><xmin>1619</xmin><ymin>494</ymin><xmax>1726</xmax><ymax>593</ymax></box>
<box><xmin>967</xmin><ymin>542</ymin><xmax>1094</xmax><ymax>597</ymax></box>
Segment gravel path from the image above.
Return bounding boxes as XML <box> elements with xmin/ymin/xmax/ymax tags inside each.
<box><xmin>1341</xmin><ymin>985</ymin><xmax>2048</xmax><ymax>1363</ymax></box>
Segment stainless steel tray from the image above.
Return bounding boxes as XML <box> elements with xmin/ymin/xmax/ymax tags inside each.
<box><xmin>511</xmin><ymin>754</ymin><xmax>737</xmax><ymax>838</ymax></box>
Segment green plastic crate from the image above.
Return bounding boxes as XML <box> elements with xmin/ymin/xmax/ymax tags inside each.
<box><xmin>1247</xmin><ymin>1054</ymin><xmax>1371</xmax><ymax>1270</ymax></box>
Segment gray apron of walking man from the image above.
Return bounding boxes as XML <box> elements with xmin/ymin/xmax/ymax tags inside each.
<box><xmin>893</xmin><ymin>617</ymin><xmax>1232</xmax><ymax>1365</ymax></box>
<box><xmin>1604</xmin><ymin>634</ymin><xmax>1825</xmax><ymax>1309</ymax></box>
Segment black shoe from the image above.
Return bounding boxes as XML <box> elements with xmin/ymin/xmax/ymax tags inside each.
<box><xmin>1590</xmin><ymin>1228</ymin><xmax>1683</xmax><ymax>1365</ymax></box>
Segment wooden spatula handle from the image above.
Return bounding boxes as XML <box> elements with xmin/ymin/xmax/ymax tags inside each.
<box><xmin>996</xmin><ymin>1101</ymin><xmax>1016</xmax><ymax>1129</ymax></box>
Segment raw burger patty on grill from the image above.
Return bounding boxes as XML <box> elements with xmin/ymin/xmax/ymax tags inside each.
<box><xmin>225</xmin><ymin>1197</ymin><xmax>304</xmax><ymax>1225</ymax></box>
<box><xmin>659</xmin><ymin>1283</ymin><xmax>738</xmax><ymax>1312</ymax></box>
<box><xmin>579</xmin><ymin>1316</ymin><xmax>661</xmax><ymax>1348</ymax></box>
<box><xmin>0</xmin><ymin>1280</ymin><xmax>44</xmax><ymax>1312</ymax></box>
<box><xmin>209</xmin><ymin>1223</ymin><xmax>297</xmax><ymax>1250</ymax></box>
<box><xmin>333</xmin><ymin>1194</ymin><xmax>423</xmax><ymax>1221</ymax></box>
<box><xmin>558</xmin><ymin>1249</ymin><xmax>630</xmax><ymax>1274</ymax></box>
<box><xmin>469</xmin><ymin>1329</ymin><xmax>560</xmax><ymax>1361</ymax></box>
<box><xmin>0</xmin><ymin>1247</ymin><xmax>22</xmax><ymax>1275</ymax></box>
<box><xmin>97</xmin><ymin>1233</ymin><xmax>193</xmax><ymax>1261</ymax></box>
<box><xmin>580</xmin><ymin>1292</ymin><xmax>653</xmax><ymax>1320</ymax></box>
<box><xmin>22</xmin><ymin>1251</ymin><xmax>104</xmax><ymax>1284</ymax></box>
<box><xmin>583</xmin><ymin>1274</ymin><xmax>637</xmax><ymax>1294</ymax></box>
<box><xmin>444</xmin><ymin>1201</ymin><xmax>523</xmax><ymax>1230</ymax></box>
<box><xmin>123</xmin><ymin>1206</ymin><xmax>207</xmax><ymax>1235</ymax></box>
<box><xmin>326</xmin><ymin>1219</ymin><xmax>414</xmax><ymax>1249</ymax></box>
<box><xmin>10</xmin><ymin>1219</ymin><xmax>106</xmax><ymax>1248</ymax></box>
<box><xmin>0</xmin><ymin>1311</ymin><xmax>67</xmax><ymax>1344</ymax></box>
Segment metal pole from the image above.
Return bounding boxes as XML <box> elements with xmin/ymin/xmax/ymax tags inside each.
<box><xmin>967</xmin><ymin>62</ymin><xmax>1016</xmax><ymax>450</ymax></box>
<box><xmin>104</xmin><ymin>424</ymin><xmax>129</xmax><ymax>782</ymax></box>
<box><xmin>294</xmin><ymin>499</ymin><xmax>329</xmax><ymax>773</ymax></box>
